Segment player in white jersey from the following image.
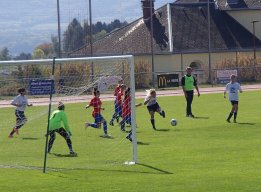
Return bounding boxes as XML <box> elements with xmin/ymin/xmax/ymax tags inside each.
<box><xmin>144</xmin><ymin>89</ymin><xmax>165</xmax><ymax>130</ymax></box>
<box><xmin>8</xmin><ymin>88</ymin><xmax>33</xmax><ymax>138</ymax></box>
<box><xmin>224</xmin><ymin>75</ymin><xmax>242</xmax><ymax>123</ymax></box>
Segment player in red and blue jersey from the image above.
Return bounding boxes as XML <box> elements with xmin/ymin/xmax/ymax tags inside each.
<box><xmin>85</xmin><ymin>89</ymin><xmax>109</xmax><ymax>138</ymax></box>
<box><xmin>120</xmin><ymin>87</ymin><xmax>142</xmax><ymax>141</ymax></box>
<box><xmin>109</xmin><ymin>84</ymin><xmax>125</xmax><ymax>126</ymax></box>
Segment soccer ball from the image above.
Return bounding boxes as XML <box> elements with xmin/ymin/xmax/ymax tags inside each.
<box><xmin>170</xmin><ymin>119</ymin><xmax>177</xmax><ymax>126</ymax></box>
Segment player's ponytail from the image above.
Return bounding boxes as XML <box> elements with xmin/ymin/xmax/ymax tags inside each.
<box><xmin>93</xmin><ymin>87</ymin><xmax>100</xmax><ymax>96</ymax></box>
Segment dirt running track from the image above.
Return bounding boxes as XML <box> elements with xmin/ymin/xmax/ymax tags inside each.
<box><xmin>0</xmin><ymin>84</ymin><xmax>261</xmax><ymax>108</ymax></box>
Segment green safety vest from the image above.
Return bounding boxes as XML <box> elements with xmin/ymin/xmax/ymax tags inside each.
<box><xmin>184</xmin><ymin>75</ymin><xmax>195</xmax><ymax>91</ymax></box>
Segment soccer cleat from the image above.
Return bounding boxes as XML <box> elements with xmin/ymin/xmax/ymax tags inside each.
<box><xmin>70</xmin><ymin>151</ymin><xmax>77</xmax><ymax>157</ymax></box>
<box><xmin>152</xmin><ymin>126</ymin><xmax>157</xmax><ymax>130</ymax></box>
<box><xmin>8</xmin><ymin>134</ymin><xmax>13</xmax><ymax>138</ymax></box>
<box><xmin>85</xmin><ymin>123</ymin><xmax>90</xmax><ymax>129</ymax></box>
<box><xmin>116</xmin><ymin>117</ymin><xmax>119</xmax><ymax>123</ymax></box>
<box><xmin>126</xmin><ymin>135</ymin><xmax>132</xmax><ymax>142</ymax></box>
<box><xmin>109</xmin><ymin>120</ymin><xmax>114</xmax><ymax>126</ymax></box>
<box><xmin>161</xmin><ymin>110</ymin><xmax>166</xmax><ymax>118</ymax></box>
<box><xmin>103</xmin><ymin>134</ymin><xmax>111</xmax><ymax>138</ymax></box>
<box><xmin>190</xmin><ymin>114</ymin><xmax>195</xmax><ymax>118</ymax></box>
<box><xmin>233</xmin><ymin>119</ymin><xmax>237</xmax><ymax>123</ymax></box>
<box><xmin>226</xmin><ymin>119</ymin><xmax>231</xmax><ymax>123</ymax></box>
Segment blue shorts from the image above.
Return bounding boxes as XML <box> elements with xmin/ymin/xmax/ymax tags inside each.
<box><xmin>114</xmin><ymin>100</ymin><xmax>122</xmax><ymax>116</ymax></box>
<box><xmin>94</xmin><ymin>114</ymin><xmax>105</xmax><ymax>124</ymax></box>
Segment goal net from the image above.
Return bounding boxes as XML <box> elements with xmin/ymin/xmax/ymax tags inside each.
<box><xmin>0</xmin><ymin>55</ymin><xmax>137</xmax><ymax>172</ymax></box>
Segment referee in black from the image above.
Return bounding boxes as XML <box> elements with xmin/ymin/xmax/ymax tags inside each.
<box><xmin>181</xmin><ymin>67</ymin><xmax>200</xmax><ymax>118</ymax></box>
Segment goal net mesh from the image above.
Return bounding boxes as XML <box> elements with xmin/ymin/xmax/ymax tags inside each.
<box><xmin>0</xmin><ymin>56</ymin><xmax>137</xmax><ymax>171</ymax></box>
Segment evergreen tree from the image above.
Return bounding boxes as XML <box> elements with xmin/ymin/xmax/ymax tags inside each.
<box><xmin>14</xmin><ymin>53</ymin><xmax>32</xmax><ymax>60</ymax></box>
<box><xmin>0</xmin><ymin>47</ymin><xmax>11</xmax><ymax>61</ymax></box>
<box><xmin>63</xmin><ymin>18</ymin><xmax>84</xmax><ymax>52</ymax></box>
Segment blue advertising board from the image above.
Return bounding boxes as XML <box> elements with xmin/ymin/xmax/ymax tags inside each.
<box><xmin>29</xmin><ymin>79</ymin><xmax>55</xmax><ymax>95</ymax></box>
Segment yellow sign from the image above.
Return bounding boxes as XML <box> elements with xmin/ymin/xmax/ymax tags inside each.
<box><xmin>158</xmin><ymin>76</ymin><xmax>167</xmax><ymax>88</ymax></box>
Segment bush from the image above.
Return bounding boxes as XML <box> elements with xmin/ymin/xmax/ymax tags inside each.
<box><xmin>214</xmin><ymin>54</ymin><xmax>261</xmax><ymax>82</ymax></box>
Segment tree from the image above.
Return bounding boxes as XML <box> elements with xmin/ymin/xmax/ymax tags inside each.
<box><xmin>51</xmin><ymin>35</ymin><xmax>60</xmax><ymax>57</ymax></box>
<box><xmin>107</xmin><ymin>19</ymin><xmax>127</xmax><ymax>33</ymax></box>
<box><xmin>0</xmin><ymin>47</ymin><xmax>11</xmax><ymax>61</ymax></box>
<box><xmin>35</xmin><ymin>43</ymin><xmax>54</xmax><ymax>58</ymax></box>
<box><xmin>63</xmin><ymin>18</ymin><xmax>84</xmax><ymax>52</ymax></box>
<box><xmin>32</xmin><ymin>48</ymin><xmax>45</xmax><ymax>59</ymax></box>
<box><xmin>14</xmin><ymin>52</ymin><xmax>32</xmax><ymax>60</ymax></box>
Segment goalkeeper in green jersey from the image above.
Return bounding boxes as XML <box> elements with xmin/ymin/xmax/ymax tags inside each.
<box><xmin>47</xmin><ymin>102</ymin><xmax>76</xmax><ymax>156</ymax></box>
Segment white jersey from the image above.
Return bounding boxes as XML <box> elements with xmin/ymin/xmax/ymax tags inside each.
<box><xmin>144</xmin><ymin>95</ymin><xmax>157</xmax><ymax>106</ymax></box>
<box><xmin>225</xmin><ymin>82</ymin><xmax>242</xmax><ymax>101</ymax></box>
<box><xmin>11</xmin><ymin>95</ymin><xmax>29</xmax><ymax>111</ymax></box>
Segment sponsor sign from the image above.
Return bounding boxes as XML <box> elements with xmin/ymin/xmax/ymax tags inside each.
<box><xmin>157</xmin><ymin>74</ymin><xmax>179</xmax><ymax>88</ymax></box>
<box><xmin>216</xmin><ymin>70</ymin><xmax>237</xmax><ymax>84</ymax></box>
<box><xmin>29</xmin><ymin>79</ymin><xmax>55</xmax><ymax>95</ymax></box>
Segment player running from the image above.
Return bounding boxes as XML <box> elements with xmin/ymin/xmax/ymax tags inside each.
<box><xmin>224</xmin><ymin>74</ymin><xmax>243</xmax><ymax>123</ymax></box>
<box><xmin>8</xmin><ymin>88</ymin><xmax>33</xmax><ymax>138</ymax></box>
<box><xmin>85</xmin><ymin>88</ymin><xmax>110</xmax><ymax>138</ymax></box>
<box><xmin>109</xmin><ymin>84</ymin><xmax>125</xmax><ymax>126</ymax></box>
<box><xmin>144</xmin><ymin>89</ymin><xmax>165</xmax><ymax>130</ymax></box>
<box><xmin>47</xmin><ymin>102</ymin><xmax>76</xmax><ymax>156</ymax></box>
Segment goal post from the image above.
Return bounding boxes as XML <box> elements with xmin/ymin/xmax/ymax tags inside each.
<box><xmin>0</xmin><ymin>55</ymin><xmax>138</xmax><ymax>172</ymax></box>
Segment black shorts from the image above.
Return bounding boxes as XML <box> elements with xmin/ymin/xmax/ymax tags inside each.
<box><xmin>147</xmin><ymin>102</ymin><xmax>160</xmax><ymax>112</ymax></box>
<box><xmin>230</xmin><ymin>100</ymin><xmax>238</xmax><ymax>105</ymax></box>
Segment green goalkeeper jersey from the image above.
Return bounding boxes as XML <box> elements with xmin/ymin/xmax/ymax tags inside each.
<box><xmin>49</xmin><ymin>110</ymin><xmax>71</xmax><ymax>133</ymax></box>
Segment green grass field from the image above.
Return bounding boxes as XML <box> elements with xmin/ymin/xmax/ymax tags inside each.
<box><xmin>0</xmin><ymin>91</ymin><xmax>261</xmax><ymax>192</ymax></box>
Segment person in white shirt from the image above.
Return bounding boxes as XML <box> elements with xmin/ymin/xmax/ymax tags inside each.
<box><xmin>144</xmin><ymin>89</ymin><xmax>165</xmax><ymax>130</ymax></box>
<box><xmin>8</xmin><ymin>88</ymin><xmax>33</xmax><ymax>138</ymax></box>
<box><xmin>224</xmin><ymin>75</ymin><xmax>242</xmax><ymax>123</ymax></box>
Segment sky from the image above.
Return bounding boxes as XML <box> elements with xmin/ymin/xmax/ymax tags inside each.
<box><xmin>0</xmin><ymin>0</ymin><xmax>172</xmax><ymax>55</ymax></box>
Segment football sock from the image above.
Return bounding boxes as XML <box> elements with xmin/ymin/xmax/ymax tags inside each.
<box><xmin>103</xmin><ymin>121</ymin><xmax>108</xmax><ymax>135</ymax></box>
<box><xmin>150</xmin><ymin>119</ymin><xmax>155</xmax><ymax>128</ymax></box>
<box><xmin>9</xmin><ymin>130</ymin><xmax>15</xmax><ymax>136</ymax></box>
<box><xmin>227</xmin><ymin>112</ymin><xmax>233</xmax><ymax>120</ymax></box>
<box><xmin>116</xmin><ymin>116</ymin><xmax>119</xmax><ymax>123</ymax></box>
<box><xmin>89</xmin><ymin>123</ymin><xmax>98</xmax><ymax>128</ymax></box>
<box><xmin>66</xmin><ymin>138</ymin><xmax>73</xmax><ymax>152</ymax></box>
<box><xmin>120</xmin><ymin>121</ymin><xmax>125</xmax><ymax>131</ymax></box>
<box><xmin>234</xmin><ymin>112</ymin><xmax>237</xmax><ymax>120</ymax></box>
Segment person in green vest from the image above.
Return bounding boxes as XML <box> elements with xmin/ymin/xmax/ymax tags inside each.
<box><xmin>47</xmin><ymin>101</ymin><xmax>77</xmax><ymax>156</ymax></box>
<box><xmin>181</xmin><ymin>67</ymin><xmax>200</xmax><ymax>118</ymax></box>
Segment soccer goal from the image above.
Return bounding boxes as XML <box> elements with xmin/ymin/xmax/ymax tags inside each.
<box><xmin>0</xmin><ymin>55</ymin><xmax>138</xmax><ymax>172</ymax></box>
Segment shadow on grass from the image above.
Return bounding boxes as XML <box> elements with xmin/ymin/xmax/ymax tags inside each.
<box><xmin>137</xmin><ymin>141</ymin><xmax>149</xmax><ymax>145</ymax></box>
<box><xmin>193</xmin><ymin>116</ymin><xmax>210</xmax><ymax>119</ymax></box>
<box><xmin>99</xmin><ymin>135</ymin><xmax>114</xmax><ymax>139</ymax></box>
<box><xmin>155</xmin><ymin>128</ymin><xmax>170</xmax><ymax>132</ymax></box>
<box><xmin>237</xmin><ymin>122</ymin><xmax>256</xmax><ymax>126</ymax></box>
<box><xmin>1</xmin><ymin>163</ymin><xmax>173</xmax><ymax>176</ymax></box>
<box><xmin>22</xmin><ymin>137</ymin><xmax>39</xmax><ymax>140</ymax></box>
<box><xmin>137</xmin><ymin>163</ymin><xmax>173</xmax><ymax>175</ymax></box>
<box><xmin>51</xmin><ymin>153</ymin><xmax>78</xmax><ymax>158</ymax></box>
<box><xmin>46</xmin><ymin>163</ymin><xmax>173</xmax><ymax>176</ymax></box>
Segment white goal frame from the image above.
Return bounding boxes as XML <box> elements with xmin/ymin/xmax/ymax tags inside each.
<box><xmin>0</xmin><ymin>55</ymin><xmax>138</xmax><ymax>170</ymax></box>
